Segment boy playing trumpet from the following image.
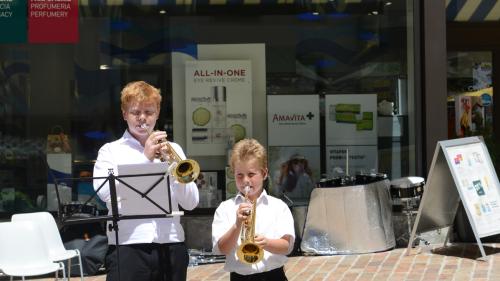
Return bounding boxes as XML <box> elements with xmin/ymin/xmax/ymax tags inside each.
<box><xmin>212</xmin><ymin>138</ymin><xmax>295</xmax><ymax>281</ymax></box>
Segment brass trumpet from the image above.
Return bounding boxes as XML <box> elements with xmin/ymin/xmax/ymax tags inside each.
<box><xmin>141</xmin><ymin>124</ymin><xmax>200</xmax><ymax>184</ymax></box>
<box><xmin>236</xmin><ymin>185</ymin><xmax>264</xmax><ymax>264</ymax></box>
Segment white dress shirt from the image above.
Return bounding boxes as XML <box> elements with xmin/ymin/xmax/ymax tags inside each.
<box><xmin>93</xmin><ymin>130</ymin><xmax>199</xmax><ymax>245</ymax></box>
<box><xmin>212</xmin><ymin>190</ymin><xmax>295</xmax><ymax>275</ymax></box>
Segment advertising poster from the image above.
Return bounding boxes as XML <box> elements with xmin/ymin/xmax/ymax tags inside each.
<box><xmin>28</xmin><ymin>0</ymin><xmax>78</xmax><ymax>43</ymax></box>
<box><xmin>325</xmin><ymin>94</ymin><xmax>378</xmax><ymax>145</ymax></box>
<box><xmin>324</xmin><ymin>94</ymin><xmax>377</xmax><ymax>176</ymax></box>
<box><xmin>472</xmin><ymin>62</ymin><xmax>491</xmax><ymax>91</ymax></box>
<box><xmin>455</xmin><ymin>95</ymin><xmax>472</xmax><ymax>137</ymax></box>
<box><xmin>171</xmin><ymin>43</ymin><xmax>265</xmax><ymax>154</ymax></box>
<box><xmin>267</xmin><ymin>95</ymin><xmax>320</xmax><ymax>146</ymax></box>
<box><xmin>326</xmin><ymin>145</ymin><xmax>378</xmax><ymax>178</ymax></box>
<box><xmin>445</xmin><ymin>142</ymin><xmax>500</xmax><ymax>237</ymax></box>
<box><xmin>185</xmin><ymin>60</ymin><xmax>252</xmax><ymax>156</ymax></box>
<box><xmin>195</xmin><ymin>171</ymin><xmax>220</xmax><ymax>208</ymax></box>
<box><xmin>225</xmin><ymin>166</ymin><xmax>237</xmax><ymax>199</ymax></box>
<box><xmin>268</xmin><ymin>146</ymin><xmax>320</xmax><ymax>205</ymax></box>
<box><xmin>0</xmin><ymin>0</ymin><xmax>27</xmax><ymax>43</ymax></box>
<box><xmin>455</xmin><ymin>93</ymin><xmax>487</xmax><ymax>137</ymax></box>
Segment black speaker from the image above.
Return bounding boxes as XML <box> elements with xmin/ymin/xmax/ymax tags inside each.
<box><xmin>60</xmin><ymin>222</ymin><xmax>108</xmax><ymax>276</ymax></box>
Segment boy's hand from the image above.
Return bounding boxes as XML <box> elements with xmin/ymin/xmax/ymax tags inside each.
<box><xmin>254</xmin><ymin>234</ymin><xmax>268</xmax><ymax>248</ymax></box>
<box><xmin>236</xmin><ymin>202</ymin><xmax>252</xmax><ymax>227</ymax></box>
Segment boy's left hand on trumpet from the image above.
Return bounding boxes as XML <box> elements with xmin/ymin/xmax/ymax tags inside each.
<box><xmin>144</xmin><ymin>130</ymin><xmax>168</xmax><ymax>161</ymax></box>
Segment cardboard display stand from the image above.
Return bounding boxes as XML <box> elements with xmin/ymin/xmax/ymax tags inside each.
<box><xmin>407</xmin><ymin>136</ymin><xmax>500</xmax><ymax>260</ymax></box>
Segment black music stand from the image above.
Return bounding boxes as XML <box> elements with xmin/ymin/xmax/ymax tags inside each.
<box><xmin>51</xmin><ymin>162</ymin><xmax>179</xmax><ymax>281</ymax></box>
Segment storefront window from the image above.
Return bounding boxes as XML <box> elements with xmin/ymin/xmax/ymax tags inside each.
<box><xmin>0</xmin><ymin>0</ymin><xmax>416</xmax><ymax>216</ymax></box>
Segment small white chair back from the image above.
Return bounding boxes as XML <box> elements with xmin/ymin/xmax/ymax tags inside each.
<box><xmin>12</xmin><ymin>212</ymin><xmax>66</xmax><ymax>257</ymax></box>
<box><xmin>11</xmin><ymin>212</ymin><xmax>85</xmax><ymax>280</ymax></box>
<box><xmin>0</xmin><ymin>221</ymin><xmax>64</xmax><ymax>279</ymax></box>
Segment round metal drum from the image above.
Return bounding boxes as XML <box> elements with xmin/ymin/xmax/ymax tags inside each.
<box><xmin>317</xmin><ymin>177</ymin><xmax>344</xmax><ymax>188</ymax></box>
<box><xmin>318</xmin><ymin>173</ymin><xmax>387</xmax><ymax>188</ymax></box>
<box><xmin>355</xmin><ymin>173</ymin><xmax>387</xmax><ymax>185</ymax></box>
<box><xmin>390</xmin><ymin>177</ymin><xmax>425</xmax><ymax>199</ymax></box>
<box><xmin>62</xmin><ymin>202</ymin><xmax>98</xmax><ymax>218</ymax></box>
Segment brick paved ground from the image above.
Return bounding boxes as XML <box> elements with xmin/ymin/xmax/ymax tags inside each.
<box><xmin>7</xmin><ymin>243</ymin><xmax>500</xmax><ymax>281</ymax></box>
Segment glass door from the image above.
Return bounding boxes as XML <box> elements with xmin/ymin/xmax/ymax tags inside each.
<box><xmin>447</xmin><ymin>51</ymin><xmax>495</xmax><ymax>147</ymax></box>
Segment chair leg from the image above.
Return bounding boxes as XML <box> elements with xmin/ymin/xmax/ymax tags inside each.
<box><xmin>68</xmin><ymin>258</ymin><xmax>72</xmax><ymax>278</ymax></box>
<box><xmin>56</xmin><ymin>261</ymin><xmax>67</xmax><ymax>281</ymax></box>
<box><xmin>76</xmin><ymin>249</ymin><xmax>84</xmax><ymax>281</ymax></box>
<box><xmin>60</xmin><ymin>261</ymin><xmax>67</xmax><ymax>281</ymax></box>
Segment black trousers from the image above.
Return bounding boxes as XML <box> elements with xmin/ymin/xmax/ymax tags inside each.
<box><xmin>230</xmin><ymin>267</ymin><xmax>288</xmax><ymax>281</ymax></box>
<box><xmin>105</xmin><ymin>242</ymin><xmax>189</xmax><ymax>281</ymax></box>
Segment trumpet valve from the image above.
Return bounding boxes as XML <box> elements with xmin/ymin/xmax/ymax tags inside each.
<box><xmin>167</xmin><ymin>162</ymin><xmax>177</xmax><ymax>174</ymax></box>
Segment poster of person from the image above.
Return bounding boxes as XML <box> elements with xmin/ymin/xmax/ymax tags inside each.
<box><xmin>268</xmin><ymin>146</ymin><xmax>320</xmax><ymax>206</ymax></box>
<box><xmin>455</xmin><ymin>94</ymin><xmax>486</xmax><ymax>137</ymax></box>
<box><xmin>456</xmin><ymin>95</ymin><xmax>472</xmax><ymax>137</ymax></box>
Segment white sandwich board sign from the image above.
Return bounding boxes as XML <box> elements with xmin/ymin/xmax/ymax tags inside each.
<box><xmin>407</xmin><ymin>136</ymin><xmax>500</xmax><ymax>260</ymax></box>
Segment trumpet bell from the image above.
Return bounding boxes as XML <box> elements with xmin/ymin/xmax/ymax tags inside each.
<box><xmin>237</xmin><ymin>242</ymin><xmax>264</xmax><ymax>264</ymax></box>
<box><xmin>174</xmin><ymin>159</ymin><xmax>200</xmax><ymax>184</ymax></box>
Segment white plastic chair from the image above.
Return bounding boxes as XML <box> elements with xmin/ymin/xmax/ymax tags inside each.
<box><xmin>0</xmin><ymin>221</ymin><xmax>66</xmax><ymax>281</ymax></box>
<box><xmin>11</xmin><ymin>212</ymin><xmax>85</xmax><ymax>281</ymax></box>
